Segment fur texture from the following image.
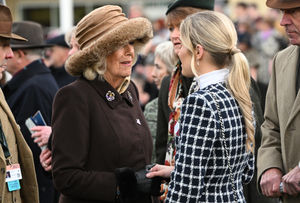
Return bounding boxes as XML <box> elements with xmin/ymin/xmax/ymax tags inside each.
<box><xmin>66</xmin><ymin>17</ymin><xmax>153</xmax><ymax>79</ymax></box>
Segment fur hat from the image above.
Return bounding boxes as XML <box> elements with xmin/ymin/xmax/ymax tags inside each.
<box><xmin>166</xmin><ymin>0</ymin><xmax>215</xmax><ymax>15</ymax></box>
<box><xmin>0</xmin><ymin>5</ymin><xmax>27</xmax><ymax>41</ymax></box>
<box><xmin>266</xmin><ymin>0</ymin><xmax>300</xmax><ymax>9</ymax></box>
<box><xmin>66</xmin><ymin>5</ymin><xmax>153</xmax><ymax>79</ymax></box>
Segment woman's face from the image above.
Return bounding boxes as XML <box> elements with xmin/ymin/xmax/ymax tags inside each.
<box><xmin>152</xmin><ymin>56</ymin><xmax>169</xmax><ymax>89</ymax></box>
<box><xmin>105</xmin><ymin>43</ymin><xmax>135</xmax><ymax>81</ymax></box>
<box><xmin>168</xmin><ymin>22</ymin><xmax>182</xmax><ymax>56</ymax></box>
<box><xmin>178</xmin><ymin>45</ymin><xmax>194</xmax><ymax>77</ymax></box>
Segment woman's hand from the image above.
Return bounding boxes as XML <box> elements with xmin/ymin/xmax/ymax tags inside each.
<box><xmin>31</xmin><ymin>126</ymin><xmax>52</xmax><ymax>147</ymax></box>
<box><xmin>146</xmin><ymin>164</ymin><xmax>174</xmax><ymax>179</ymax></box>
<box><xmin>40</xmin><ymin>148</ymin><xmax>52</xmax><ymax>172</ymax></box>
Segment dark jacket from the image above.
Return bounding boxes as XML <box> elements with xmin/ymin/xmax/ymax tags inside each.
<box><xmin>2</xmin><ymin>59</ymin><xmax>59</xmax><ymax>203</ymax></box>
<box><xmin>52</xmin><ymin>77</ymin><xmax>152</xmax><ymax>203</ymax></box>
<box><xmin>50</xmin><ymin>65</ymin><xmax>77</xmax><ymax>88</ymax></box>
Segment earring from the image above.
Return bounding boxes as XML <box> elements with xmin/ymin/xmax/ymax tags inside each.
<box><xmin>196</xmin><ymin>60</ymin><xmax>200</xmax><ymax>66</ymax></box>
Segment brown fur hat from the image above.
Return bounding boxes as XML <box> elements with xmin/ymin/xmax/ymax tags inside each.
<box><xmin>66</xmin><ymin>5</ymin><xmax>153</xmax><ymax>80</ymax></box>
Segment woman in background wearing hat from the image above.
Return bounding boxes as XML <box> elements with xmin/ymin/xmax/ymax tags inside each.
<box><xmin>51</xmin><ymin>5</ymin><xmax>154</xmax><ymax>203</ymax></box>
<box><xmin>147</xmin><ymin>10</ymin><xmax>255</xmax><ymax>202</ymax></box>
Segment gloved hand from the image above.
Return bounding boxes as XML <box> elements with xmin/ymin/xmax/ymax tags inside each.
<box><xmin>115</xmin><ymin>167</ymin><xmax>137</xmax><ymax>202</ymax></box>
<box><xmin>115</xmin><ymin>165</ymin><xmax>163</xmax><ymax>202</ymax></box>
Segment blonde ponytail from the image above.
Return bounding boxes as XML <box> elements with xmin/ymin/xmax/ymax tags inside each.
<box><xmin>180</xmin><ymin>11</ymin><xmax>255</xmax><ymax>153</ymax></box>
<box><xmin>228</xmin><ymin>52</ymin><xmax>255</xmax><ymax>153</ymax></box>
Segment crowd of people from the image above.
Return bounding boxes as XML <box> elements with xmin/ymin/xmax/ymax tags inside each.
<box><xmin>0</xmin><ymin>0</ymin><xmax>299</xmax><ymax>202</ymax></box>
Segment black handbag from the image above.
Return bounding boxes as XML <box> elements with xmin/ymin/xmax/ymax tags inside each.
<box><xmin>115</xmin><ymin>164</ymin><xmax>162</xmax><ymax>203</ymax></box>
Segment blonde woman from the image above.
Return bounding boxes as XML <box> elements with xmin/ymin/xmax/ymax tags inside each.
<box><xmin>147</xmin><ymin>11</ymin><xmax>255</xmax><ymax>202</ymax></box>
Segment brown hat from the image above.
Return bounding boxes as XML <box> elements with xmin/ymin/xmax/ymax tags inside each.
<box><xmin>0</xmin><ymin>5</ymin><xmax>26</xmax><ymax>41</ymax></box>
<box><xmin>66</xmin><ymin>5</ymin><xmax>153</xmax><ymax>78</ymax></box>
<box><xmin>266</xmin><ymin>0</ymin><xmax>300</xmax><ymax>9</ymax></box>
<box><xmin>10</xmin><ymin>21</ymin><xmax>52</xmax><ymax>49</ymax></box>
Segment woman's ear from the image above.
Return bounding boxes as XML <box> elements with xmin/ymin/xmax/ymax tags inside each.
<box><xmin>195</xmin><ymin>44</ymin><xmax>204</xmax><ymax>60</ymax></box>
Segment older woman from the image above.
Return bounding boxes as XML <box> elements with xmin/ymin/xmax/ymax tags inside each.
<box><xmin>144</xmin><ymin>41</ymin><xmax>177</xmax><ymax>162</ymax></box>
<box><xmin>51</xmin><ymin>5</ymin><xmax>153</xmax><ymax>203</ymax></box>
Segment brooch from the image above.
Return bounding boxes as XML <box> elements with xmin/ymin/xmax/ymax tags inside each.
<box><xmin>106</xmin><ymin>91</ymin><xmax>115</xmax><ymax>101</ymax></box>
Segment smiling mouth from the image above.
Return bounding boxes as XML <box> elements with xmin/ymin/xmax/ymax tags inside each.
<box><xmin>120</xmin><ymin>61</ymin><xmax>132</xmax><ymax>66</ymax></box>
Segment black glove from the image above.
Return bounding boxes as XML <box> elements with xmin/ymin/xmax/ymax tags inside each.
<box><xmin>115</xmin><ymin>167</ymin><xmax>137</xmax><ymax>202</ymax></box>
<box><xmin>135</xmin><ymin>164</ymin><xmax>163</xmax><ymax>196</ymax></box>
<box><xmin>115</xmin><ymin>165</ymin><xmax>163</xmax><ymax>202</ymax></box>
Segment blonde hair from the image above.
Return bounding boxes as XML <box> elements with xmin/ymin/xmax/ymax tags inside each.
<box><xmin>154</xmin><ymin>41</ymin><xmax>178</xmax><ymax>74</ymax></box>
<box><xmin>180</xmin><ymin>11</ymin><xmax>254</xmax><ymax>153</ymax></box>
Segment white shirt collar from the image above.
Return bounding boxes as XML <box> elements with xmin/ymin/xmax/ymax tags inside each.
<box><xmin>194</xmin><ymin>68</ymin><xmax>229</xmax><ymax>90</ymax></box>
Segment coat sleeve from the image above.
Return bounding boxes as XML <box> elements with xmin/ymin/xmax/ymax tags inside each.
<box><xmin>51</xmin><ymin>86</ymin><xmax>117</xmax><ymax>201</ymax></box>
<box><xmin>166</xmin><ymin>94</ymin><xmax>216</xmax><ymax>202</ymax></box>
<box><xmin>257</xmin><ymin>53</ymin><xmax>283</xmax><ymax>188</ymax></box>
<box><xmin>155</xmin><ymin>76</ymin><xmax>171</xmax><ymax>164</ymax></box>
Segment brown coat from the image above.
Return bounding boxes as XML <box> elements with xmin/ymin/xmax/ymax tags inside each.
<box><xmin>52</xmin><ymin>77</ymin><xmax>152</xmax><ymax>203</ymax></box>
<box><xmin>0</xmin><ymin>89</ymin><xmax>39</xmax><ymax>203</ymax></box>
<box><xmin>258</xmin><ymin>45</ymin><xmax>300</xmax><ymax>202</ymax></box>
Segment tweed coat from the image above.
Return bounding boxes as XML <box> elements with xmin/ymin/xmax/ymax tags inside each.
<box><xmin>155</xmin><ymin>67</ymin><xmax>272</xmax><ymax>202</ymax></box>
<box><xmin>166</xmin><ymin>79</ymin><xmax>254</xmax><ymax>202</ymax></box>
<box><xmin>0</xmin><ymin>89</ymin><xmax>39</xmax><ymax>203</ymax></box>
<box><xmin>2</xmin><ymin>59</ymin><xmax>59</xmax><ymax>203</ymax></box>
<box><xmin>258</xmin><ymin>45</ymin><xmax>300</xmax><ymax>202</ymax></box>
<box><xmin>52</xmin><ymin>77</ymin><xmax>153</xmax><ymax>203</ymax></box>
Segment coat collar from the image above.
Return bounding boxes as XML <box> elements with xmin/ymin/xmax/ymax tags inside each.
<box><xmin>3</xmin><ymin>59</ymin><xmax>50</xmax><ymax>93</ymax></box>
<box><xmin>85</xmin><ymin>77</ymin><xmax>134</xmax><ymax>109</ymax></box>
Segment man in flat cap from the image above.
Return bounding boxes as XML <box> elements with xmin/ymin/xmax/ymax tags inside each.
<box><xmin>258</xmin><ymin>0</ymin><xmax>300</xmax><ymax>202</ymax></box>
<box><xmin>2</xmin><ymin>20</ymin><xmax>59</xmax><ymax>203</ymax></box>
<box><xmin>0</xmin><ymin>5</ymin><xmax>38</xmax><ymax>203</ymax></box>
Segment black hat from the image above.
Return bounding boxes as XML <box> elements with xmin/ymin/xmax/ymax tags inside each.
<box><xmin>166</xmin><ymin>0</ymin><xmax>215</xmax><ymax>15</ymax></box>
<box><xmin>10</xmin><ymin>21</ymin><xmax>52</xmax><ymax>50</ymax></box>
<box><xmin>46</xmin><ymin>34</ymin><xmax>69</xmax><ymax>48</ymax></box>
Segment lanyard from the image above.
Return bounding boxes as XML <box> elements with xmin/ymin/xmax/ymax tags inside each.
<box><xmin>0</xmin><ymin>122</ymin><xmax>11</xmax><ymax>159</ymax></box>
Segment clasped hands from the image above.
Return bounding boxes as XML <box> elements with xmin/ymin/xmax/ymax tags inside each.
<box><xmin>260</xmin><ymin>166</ymin><xmax>300</xmax><ymax>197</ymax></box>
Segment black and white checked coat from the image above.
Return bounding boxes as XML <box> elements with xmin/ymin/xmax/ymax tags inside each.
<box><xmin>166</xmin><ymin>82</ymin><xmax>254</xmax><ymax>203</ymax></box>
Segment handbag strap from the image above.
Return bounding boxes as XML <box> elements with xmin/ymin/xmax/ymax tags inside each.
<box><xmin>211</xmin><ymin>92</ymin><xmax>238</xmax><ymax>202</ymax></box>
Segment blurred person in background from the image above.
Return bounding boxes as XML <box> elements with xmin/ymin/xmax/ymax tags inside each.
<box><xmin>131</xmin><ymin>72</ymin><xmax>150</xmax><ymax>110</ymax></box>
<box><xmin>234</xmin><ymin>2</ymin><xmax>249</xmax><ymax>26</ymax></box>
<box><xmin>252</xmin><ymin>17</ymin><xmax>287</xmax><ymax>86</ymax></box>
<box><xmin>0</xmin><ymin>5</ymin><xmax>39</xmax><ymax>203</ymax></box>
<box><xmin>51</xmin><ymin>5</ymin><xmax>156</xmax><ymax>203</ymax></box>
<box><xmin>46</xmin><ymin>34</ymin><xmax>77</xmax><ymax>88</ymax></box>
<box><xmin>144</xmin><ymin>41</ymin><xmax>178</xmax><ymax>162</ymax></box>
<box><xmin>2</xmin><ymin>21</ymin><xmax>58</xmax><ymax>203</ymax></box>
